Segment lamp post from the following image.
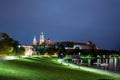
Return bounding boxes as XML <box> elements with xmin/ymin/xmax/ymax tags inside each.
<box><xmin>18</xmin><ymin>45</ymin><xmax>21</xmax><ymax>58</ymax></box>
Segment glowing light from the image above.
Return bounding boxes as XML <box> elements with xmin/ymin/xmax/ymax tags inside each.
<box><xmin>21</xmin><ymin>56</ymin><xmax>28</xmax><ymax>58</ymax></box>
<box><xmin>2</xmin><ymin>56</ymin><xmax>29</xmax><ymax>61</ymax></box>
<box><xmin>3</xmin><ymin>56</ymin><xmax>17</xmax><ymax>60</ymax></box>
<box><xmin>18</xmin><ymin>45</ymin><xmax>21</xmax><ymax>48</ymax></box>
<box><xmin>58</xmin><ymin>59</ymin><xmax>62</xmax><ymax>63</ymax></box>
<box><xmin>22</xmin><ymin>45</ymin><xmax>33</xmax><ymax>56</ymax></box>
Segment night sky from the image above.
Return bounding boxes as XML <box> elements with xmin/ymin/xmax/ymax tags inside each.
<box><xmin>0</xmin><ymin>0</ymin><xmax>120</xmax><ymax>50</ymax></box>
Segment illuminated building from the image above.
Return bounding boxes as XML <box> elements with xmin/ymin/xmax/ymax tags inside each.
<box><xmin>22</xmin><ymin>45</ymin><xmax>33</xmax><ymax>56</ymax></box>
<box><xmin>32</xmin><ymin>32</ymin><xmax>98</xmax><ymax>50</ymax></box>
<box><xmin>39</xmin><ymin>32</ymin><xmax>45</xmax><ymax>44</ymax></box>
<box><xmin>58</xmin><ymin>41</ymin><xmax>93</xmax><ymax>50</ymax></box>
<box><xmin>32</xmin><ymin>35</ymin><xmax>37</xmax><ymax>45</ymax></box>
<box><xmin>32</xmin><ymin>32</ymin><xmax>52</xmax><ymax>45</ymax></box>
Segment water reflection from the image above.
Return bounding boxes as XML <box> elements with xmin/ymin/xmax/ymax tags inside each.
<box><xmin>94</xmin><ymin>58</ymin><xmax>120</xmax><ymax>72</ymax></box>
<box><xmin>108</xmin><ymin>58</ymin><xmax>120</xmax><ymax>72</ymax></box>
<box><xmin>66</xmin><ymin>56</ymin><xmax>120</xmax><ymax>73</ymax></box>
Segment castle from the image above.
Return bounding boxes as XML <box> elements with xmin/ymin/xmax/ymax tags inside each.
<box><xmin>22</xmin><ymin>32</ymin><xmax>98</xmax><ymax>56</ymax></box>
<box><xmin>32</xmin><ymin>32</ymin><xmax>98</xmax><ymax>50</ymax></box>
<box><xmin>32</xmin><ymin>32</ymin><xmax>51</xmax><ymax>45</ymax></box>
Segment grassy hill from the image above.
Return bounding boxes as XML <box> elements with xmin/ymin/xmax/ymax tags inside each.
<box><xmin>0</xmin><ymin>56</ymin><xmax>119</xmax><ymax>80</ymax></box>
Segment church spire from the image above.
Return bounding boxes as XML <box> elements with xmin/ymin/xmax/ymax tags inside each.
<box><xmin>33</xmin><ymin>35</ymin><xmax>37</xmax><ymax>45</ymax></box>
<box><xmin>39</xmin><ymin>32</ymin><xmax>45</xmax><ymax>44</ymax></box>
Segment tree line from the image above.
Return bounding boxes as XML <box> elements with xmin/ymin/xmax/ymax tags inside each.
<box><xmin>0</xmin><ymin>33</ymin><xmax>25</xmax><ymax>56</ymax></box>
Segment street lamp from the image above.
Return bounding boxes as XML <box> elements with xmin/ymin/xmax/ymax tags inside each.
<box><xmin>18</xmin><ymin>45</ymin><xmax>21</xmax><ymax>58</ymax></box>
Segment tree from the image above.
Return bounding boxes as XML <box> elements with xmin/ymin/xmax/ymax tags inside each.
<box><xmin>57</xmin><ymin>44</ymin><xmax>66</xmax><ymax>58</ymax></box>
<box><xmin>0</xmin><ymin>32</ymin><xmax>25</xmax><ymax>56</ymax></box>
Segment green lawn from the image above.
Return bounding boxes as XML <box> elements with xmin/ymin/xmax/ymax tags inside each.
<box><xmin>0</xmin><ymin>56</ymin><xmax>119</xmax><ymax>80</ymax></box>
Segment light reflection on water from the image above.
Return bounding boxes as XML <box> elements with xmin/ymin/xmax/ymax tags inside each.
<box><xmin>93</xmin><ymin>58</ymin><xmax>120</xmax><ymax>72</ymax></box>
<box><xmin>107</xmin><ymin>58</ymin><xmax>120</xmax><ymax>72</ymax></box>
<box><xmin>71</xmin><ymin>58</ymin><xmax>120</xmax><ymax>73</ymax></box>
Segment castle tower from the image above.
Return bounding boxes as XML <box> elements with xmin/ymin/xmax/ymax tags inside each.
<box><xmin>39</xmin><ymin>32</ymin><xmax>45</xmax><ymax>44</ymax></box>
<box><xmin>47</xmin><ymin>38</ymin><xmax>51</xmax><ymax>44</ymax></box>
<box><xmin>33</xmin><ymin>35</ymin><xmax>37</xmax><ymax>45</ymax></box>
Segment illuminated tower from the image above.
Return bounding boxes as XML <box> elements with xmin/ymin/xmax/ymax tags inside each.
<box><xmin>33</xmin><ymin>35</ymin><xmax>37</xmax><ymax>45</ymax></box>
<box><xmin>39</xmin><ymin>32</ymin><xmax>45</xmax><ymax>44</ymax></box>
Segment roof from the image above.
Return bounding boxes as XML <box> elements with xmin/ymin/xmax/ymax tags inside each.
<box><xmin>55</xmin><ymin>41</ymin><xmax>88</xmax><ymax>46</ymax></box>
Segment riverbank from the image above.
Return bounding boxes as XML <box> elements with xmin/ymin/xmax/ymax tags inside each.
<box><xmin>58</xmin><ymin>59</ymin><xmax>120</xmax><ymax>78</ymax></box>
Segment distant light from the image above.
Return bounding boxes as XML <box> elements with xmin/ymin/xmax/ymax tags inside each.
<box><xmin>18</xmin><ymin>45</ymin><xmax>21</xmax><ymax>48</ymax></box>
